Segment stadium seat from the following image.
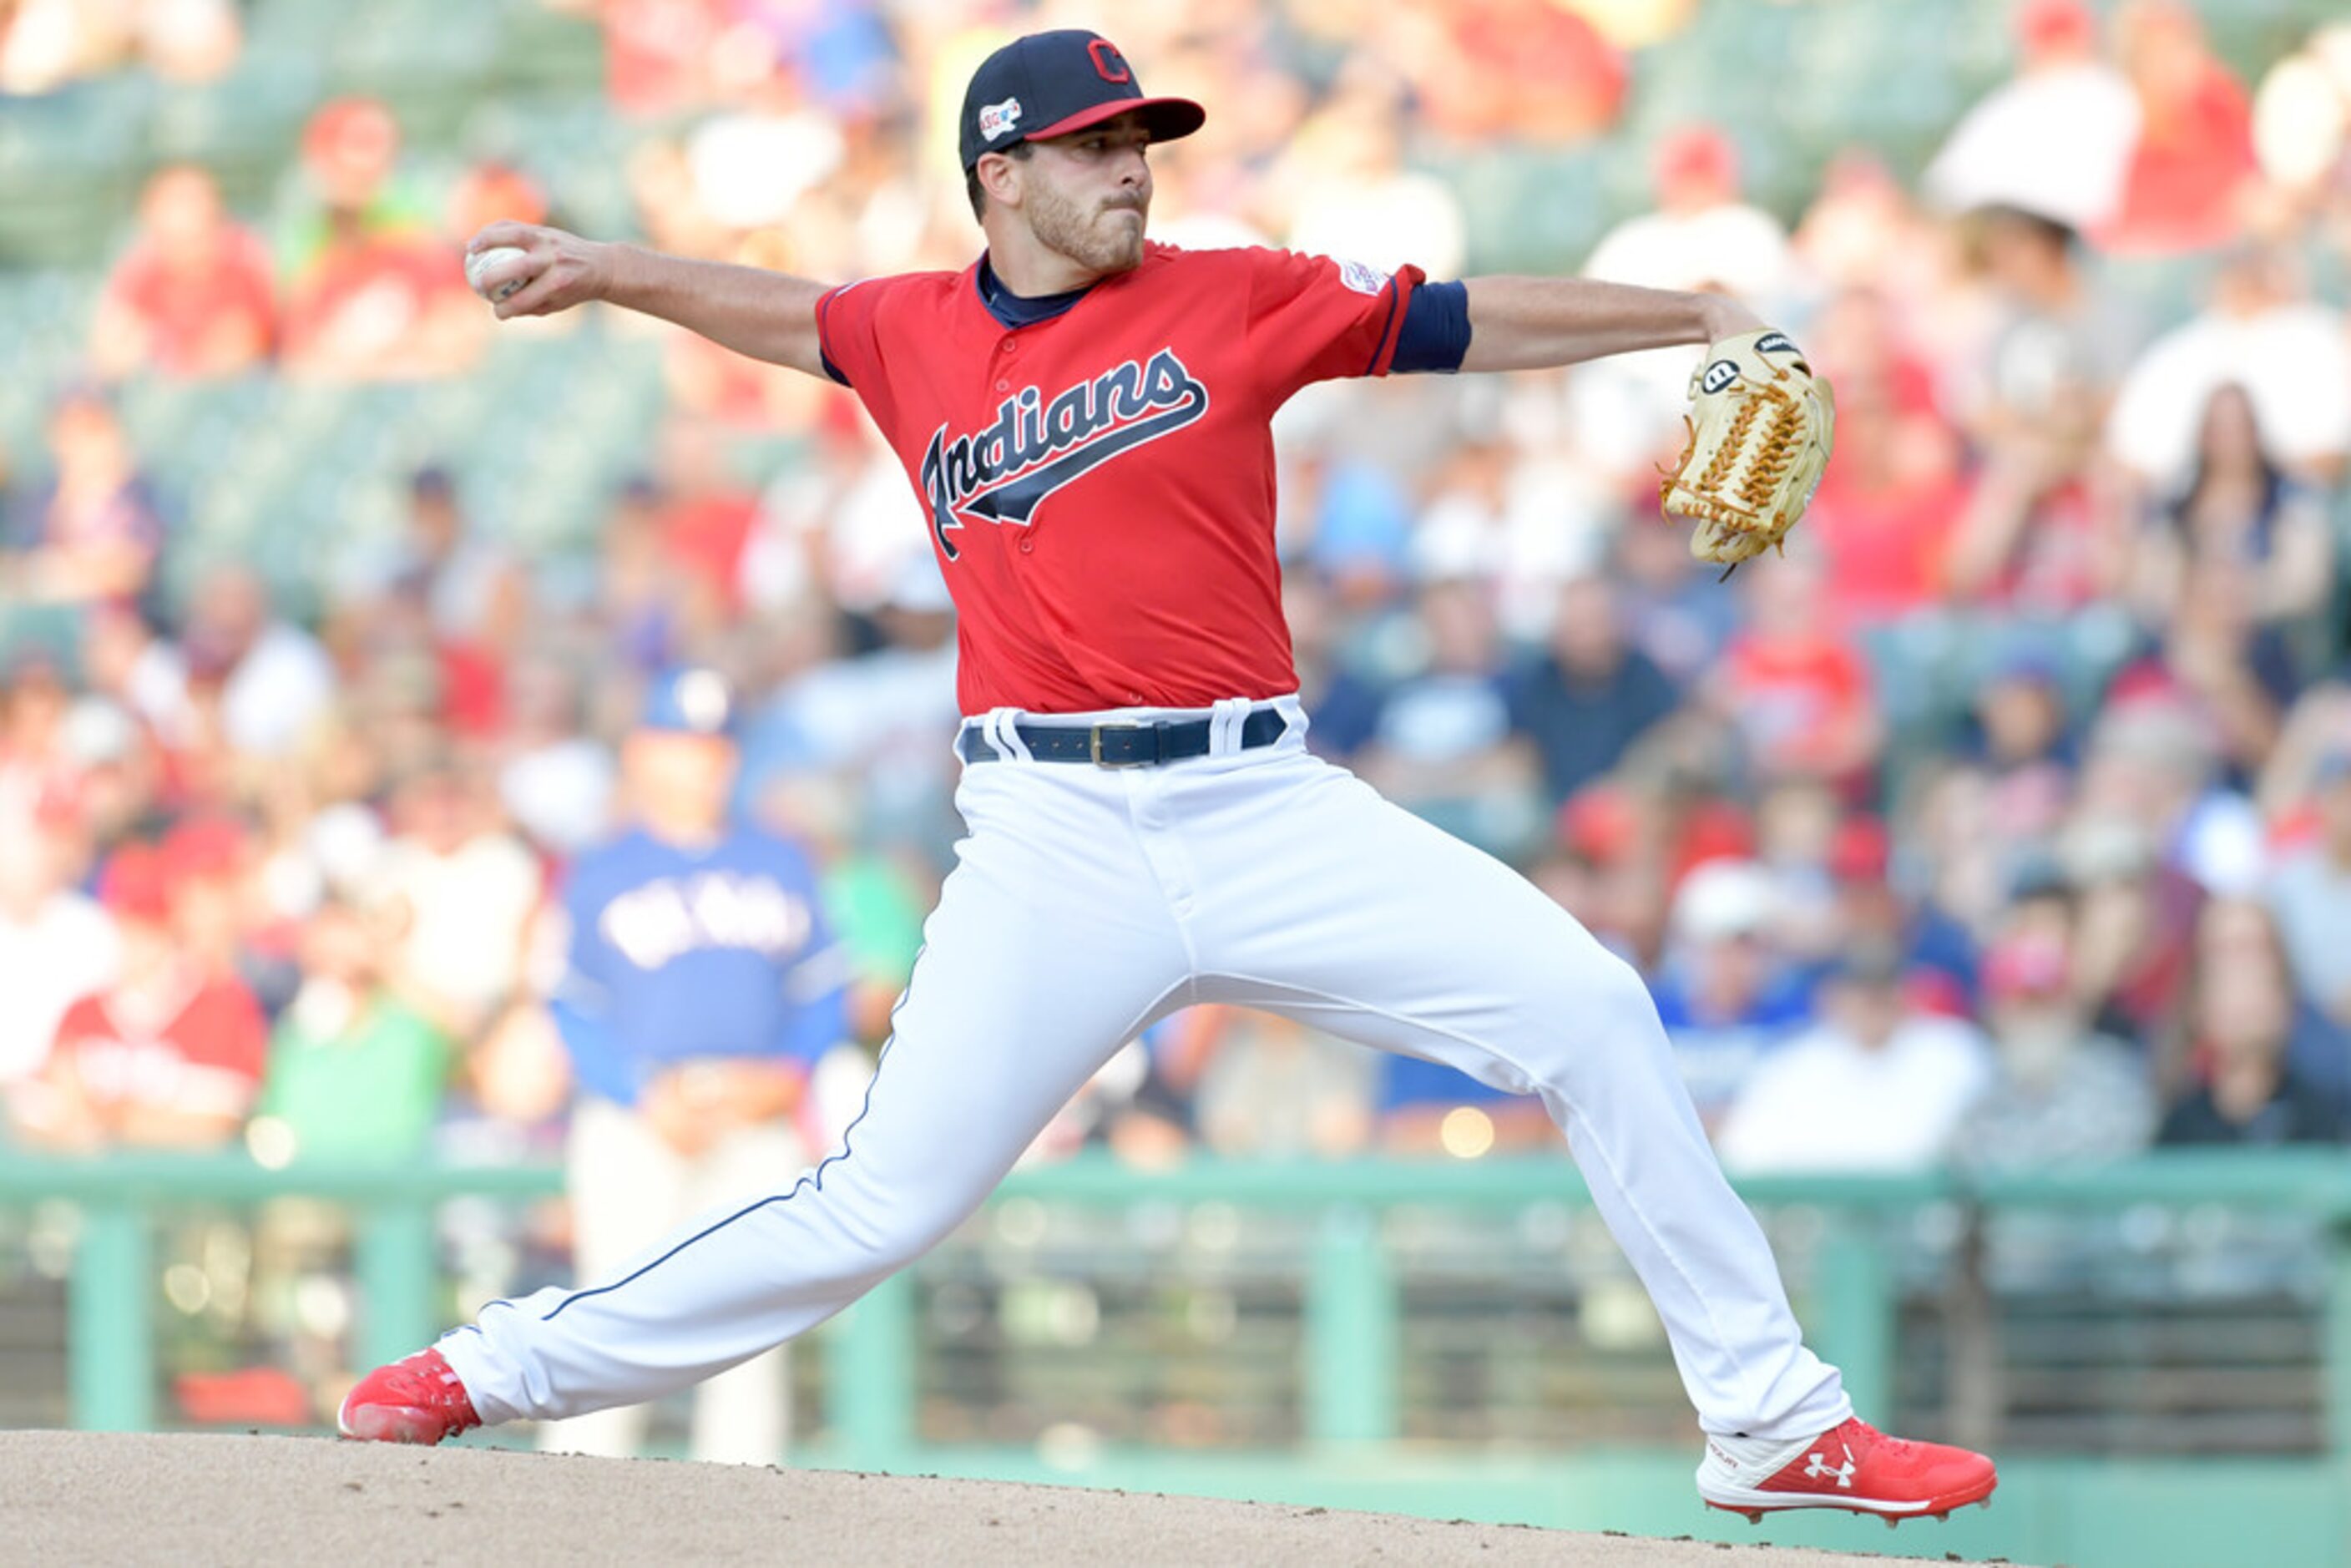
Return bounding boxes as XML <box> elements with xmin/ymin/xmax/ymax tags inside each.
<box><xmin>488</xmin><ymin>0</ymin><xmax>608</xmax><ymax>96</ymax></box>
<box><xmin>0</xmin><ymin>83</ymin><xmax>149</xmax><ymax>265</ymax></box>
<box><xmin>326</xmin><ymin>5</ymin><xmax>504</xmax><ymax>147</ymax></box>
<box><xmin>462</xmin><ymin>99</ymin><xmax>644</xmax><ymax>240</ymax></box>
<box><xmin>147</xmin><ymin>68</ymin><xmax>325</xmax><ymax>210</ymax></box>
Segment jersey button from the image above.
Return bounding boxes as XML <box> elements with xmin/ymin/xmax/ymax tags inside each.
<box><xmin>1018</xmin><ymin>535</ymin><xmax>1034</xmax><ymax>554</ymax></box>
<box><xmin>1000</xmin><ymin>337</ymin><xmax>1017</xmax><ymax>353</ymax></box>
<box><xmin>994</xmin><ymin>378</ymin><xmax>1010</xmax><ymax>392</ymax></box>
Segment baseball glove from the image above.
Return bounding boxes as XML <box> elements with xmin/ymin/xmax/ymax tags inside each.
<box><xmin>1657</xmin><ymin>328</ymin><xmax>1835</xmax><ymax>574</ymax></box>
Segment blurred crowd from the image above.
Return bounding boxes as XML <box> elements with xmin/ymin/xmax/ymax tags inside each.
<box><xmin>0</xmin><ymin>0</ymin><xmax>241</xmax><ymax>95</ymax></box>
<box><xmin>5</xmin><ymin>0</ymin><xmax>2351</xmax><ymax>1206</ymax></box>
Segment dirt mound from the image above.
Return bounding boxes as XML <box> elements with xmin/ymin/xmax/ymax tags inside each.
<box><xmin>0</xmin><ymin>1431</ymin><xmax>1970</xmax><ymax>1565</ymax></box>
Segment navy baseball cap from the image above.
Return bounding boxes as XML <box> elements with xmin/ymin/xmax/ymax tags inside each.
<box><xmin>959</xmin><ymin>29</ymin><xmax>1205</xmax><ymax>173</ymax></box>
<box><xmin>639</xmin><ymin>667</ymin><xmax>739</xmax><ymax>737</ymax></box>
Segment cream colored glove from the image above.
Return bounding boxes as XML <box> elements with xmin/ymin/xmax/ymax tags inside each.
<box><xmin>1658</xmin><ymin>328</ymin><xmax>1836</xmax><ymax>571</ymax></box>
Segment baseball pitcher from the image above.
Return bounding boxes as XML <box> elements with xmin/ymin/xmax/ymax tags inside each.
<box><xmin>343</xmin><ymin>30</ymin><xmax>1987</xmax><ymax>1525</ymax></box>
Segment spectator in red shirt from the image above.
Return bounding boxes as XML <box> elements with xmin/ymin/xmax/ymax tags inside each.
<box><xmin>1804</xmin><ymin>287</ymin><xmax>1970</xmax><ymax>628</ymax></box>
<box><xmin>1714</xmin><ymin>551</ymin><xmax>1883</xmax><ymax>791</ymax></box>
<box><xmin>1811</xmin><ymin>283</ymin><xmax>1942</xmax><ymax>425</ymax></box>
<box><xmin>650</xmin><ymin>422</ymin><xmax>761</xmax><ymax>628</ymax></box>
<box><xmin>1395</xmin><ymin>0</ymin><xmax>1628</xmax><ymax>144</ymax></box>
<box><xmin>10</xmin><ymin>844</ymin><xmax>265</xmax><ymax>1152</ymax></box>
<box><xmin>2100</xmin><ymin>1</ymin><xmax>2259</xmax><ymax>256</ymax></box>
<box><xmin>90</xmin><ymin>165</ymin><xmax>276</xmax><ymax>381</ymax></box>
<box><xmin>600</xmin><ymin>0</ymin><xmax>732</xmax><ymax>119</ymax></box>
<box><xmin>1804</xmin><ymin>421</ymin><xmax>1969</xmax><ymax>630</ymax></box>
<box><xmin>282</xmin><ymin>210</ymin><xmax>480</xmax><ymax>381</ymax></box>
<box><xmin>279</xmin><ymin>99</ymin><xmax>483</xmax><ymax>381</ymax></box>
<box><xmin>445</xmin><ymin>161</ymin><xmax>548</xmax><ymax>252</ymax></box>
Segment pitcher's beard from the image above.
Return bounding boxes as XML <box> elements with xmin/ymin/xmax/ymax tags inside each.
<box><xmin>1029</xmin><ymin>185</ymin><xmax>1146</xmax><ymax>275</ymax></box>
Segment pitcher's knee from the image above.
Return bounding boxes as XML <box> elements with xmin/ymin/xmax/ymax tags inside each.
<box><xmin>1589</xmin><ymin>953</ymin><xmax>1680</xmax><ymax>1068</ymax></box>
<box><xmin>809</xmin><ymin>1168</ymin><xmax>978</xmax><ymax>1274</ymax></box>
<box><xmin>1592</xmin><ymin>950</ymin><xmax>1670</xmax><ymax>1034</ymax></box>
<box><xmin>1516</xmin><ymin>950</ymin><xmax>1673</xmax><ymax>1086</ymax></box>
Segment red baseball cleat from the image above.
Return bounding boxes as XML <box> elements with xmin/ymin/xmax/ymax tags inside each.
<box><xmin>336</xmin><ymin>1348</ymin><xmax>481</xmax><ymax>1446</ymax></box>
<box><xmin>1696</xmin><ymin>1417</ymin><xmax>1996</xmax><ymax>1525</ymax></box>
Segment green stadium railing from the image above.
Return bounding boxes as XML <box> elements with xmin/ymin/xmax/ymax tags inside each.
<box><xmin>4</xmin><ymin>1149</ymin><xmax>2350</xmax><ymax>1567</ymax></box>
<box><xmin>0</xmin><ymin>1152</ymin><xmax>563</xmax><ymax>1431</ymax></box>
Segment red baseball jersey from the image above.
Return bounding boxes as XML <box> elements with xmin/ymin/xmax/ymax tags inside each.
<box><xmin>818</xmin><ymin>243</ymin><xmax>1424</xmax><ymax>715</ymax></box>
<box><xmin>53</xmin><ymin>978</ymin><xmax>268</xmax><ymax>1120</ymax></box>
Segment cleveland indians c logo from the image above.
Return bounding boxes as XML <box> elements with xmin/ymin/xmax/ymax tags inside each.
<box><xmin>918</xmin><ymin>347</ymin><xmax>1209</xmax><ymax>560</ymax></box>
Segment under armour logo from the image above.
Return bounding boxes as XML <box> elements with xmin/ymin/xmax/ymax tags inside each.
<box><xmin>1804</xmin><ymin>1445</ymin><xmax>1857</xmax><ymax>1488</ymax></box>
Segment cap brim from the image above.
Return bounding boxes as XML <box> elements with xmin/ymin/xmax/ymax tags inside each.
<box><xmin>1021</xmin><ymin>96</ymin><xmax>1206</xmax><ymax>149</ymax></box>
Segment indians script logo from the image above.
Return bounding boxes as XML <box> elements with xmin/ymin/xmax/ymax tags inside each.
<box><xmin>919</xmin><ymin>348</ymin><xmax>1209</xmax><ymax>559</ymax></box>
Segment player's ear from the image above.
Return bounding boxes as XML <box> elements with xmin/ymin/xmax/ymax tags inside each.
<box><xmin>976</xmin><ymin>149</ymin><xmax>1025</xmax><ymax>212</ymax></box>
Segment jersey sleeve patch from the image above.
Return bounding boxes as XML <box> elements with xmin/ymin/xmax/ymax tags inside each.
<box><xmin>1242</xmin><ymin>248</ymin><xmax>1429</xmax><ymax>399</ymax></box>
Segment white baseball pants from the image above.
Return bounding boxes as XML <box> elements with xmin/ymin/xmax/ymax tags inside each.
<box><xmin>441</xmin><ymin>697</ymin><xmax>1850</xmax><ymax>1443</ymax></box>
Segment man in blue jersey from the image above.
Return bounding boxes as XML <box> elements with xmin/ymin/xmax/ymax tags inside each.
<box><xmin>538</xmin><ymin>666</ymin><xmax>847</xmax><ymax>1464</ymax></box>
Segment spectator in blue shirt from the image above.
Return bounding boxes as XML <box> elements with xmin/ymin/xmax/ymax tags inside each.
<box><xmin>1648</xmin><ymin>858</ymin><xmax>1814</xmax><ymax>1129</ymax></box>
<box><xmin>1510</xmin><ymin>570</ymin><xmax>1682</xmax><ymax>808</ymax></box>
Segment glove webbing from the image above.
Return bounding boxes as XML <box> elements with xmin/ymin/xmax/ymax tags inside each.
<box><xmin>1660</xmin><ymin>381</ymin><xmax>1807</xmax><ymax>579</ymax></box>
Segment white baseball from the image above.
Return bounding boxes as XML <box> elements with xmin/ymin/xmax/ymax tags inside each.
<box><xmin>465</xmin><ymin>245</ymin><xmax>531</xmax><ymax>303</ymax></box>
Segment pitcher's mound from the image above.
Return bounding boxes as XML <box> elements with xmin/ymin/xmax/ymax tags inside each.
<box><xmin>0</xmin><ymin>1431</ymin><xmax>1971</xmax><ymax>1566</ymax></box>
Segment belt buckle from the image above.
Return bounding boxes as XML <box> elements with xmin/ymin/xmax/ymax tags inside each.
<box><xmin>1090</xmin><ymin>720</ymin><xmax>1150</xmax><ymax>768</ymax></box>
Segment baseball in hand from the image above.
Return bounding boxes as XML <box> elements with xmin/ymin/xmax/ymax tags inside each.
<box><xmin>465</xmin><ymin>245</ymin><xmax>531</xmax><ymax>303</ymax></box>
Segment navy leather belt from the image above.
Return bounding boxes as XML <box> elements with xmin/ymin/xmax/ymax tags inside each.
<box><xmin>958</xmin><ymin>708</ymin><xmax>1288</xmax><ymax>767</ymax></box>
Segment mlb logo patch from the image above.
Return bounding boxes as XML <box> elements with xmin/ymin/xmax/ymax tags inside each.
<box><xmin>978</xmin><ymin>97</ymin><xmax>1022</xmax><ymax>141</ymax></box>
<box><xmin>1337</xmin><ymin>258</ymin><xmax>1389</xmax><ymax>296</ymax></box>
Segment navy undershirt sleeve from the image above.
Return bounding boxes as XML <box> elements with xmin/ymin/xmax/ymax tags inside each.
<box><xmin>1391</xmin><ymin>279</ymin><xmax>1470</xmax><ymax>374</ymax></box>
